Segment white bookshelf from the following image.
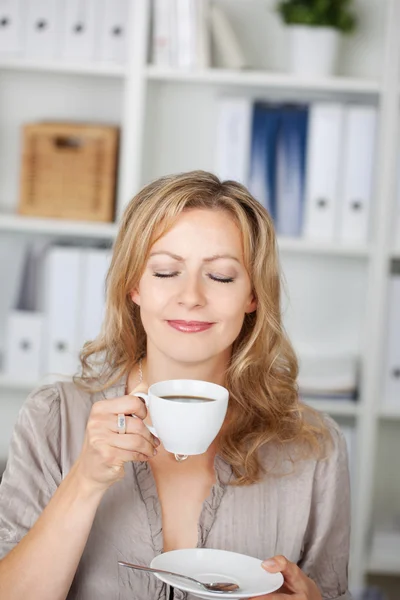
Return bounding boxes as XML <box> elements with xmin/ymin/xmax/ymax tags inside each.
<box><xmin>146</xmin><ymin>65</ymin><xmax>382</xmax><ymax>96</ymax></box>
<box><xmin>0</xmin><ymin>0</ymin><xmax>398</xmax><ymax>595</ymax></box>
<box><xmin>379</xmin><ymin>406</ymin><xmax>400</xmax><ymax>420</ymax></box>
<box><xmin>0</xmin><ymin>58</ymin><xmax>126</xmax><ymax>78</ymax></box>
<box><xmin>0</xmin><ymin>213</ymin><xmax>372</xmax><ymax>256</ymax></box>
<box><xmin>0</xmin><ymin>214</ymin><xmax>118</xmax><ymax>239</ymax></box>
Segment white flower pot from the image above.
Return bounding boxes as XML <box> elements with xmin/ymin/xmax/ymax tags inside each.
<box><xmin>288</xmin><ymin>25</ymin><xmax>340</xmax><ymax>77</ymax></box>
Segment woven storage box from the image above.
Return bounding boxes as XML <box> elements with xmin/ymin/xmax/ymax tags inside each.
<box><xmin>18</xmin><ymin>122</ymin><xmax>119</xmax><ymax>222</ymax></box>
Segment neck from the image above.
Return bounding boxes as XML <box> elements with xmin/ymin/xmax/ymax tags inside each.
<box><xmin>143</xmin><ymin>345</ymin><xmax>232</xmax><ymax>388</ymax></box>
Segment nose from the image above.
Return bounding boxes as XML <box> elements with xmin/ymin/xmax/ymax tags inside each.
<box><xmin>177</xmin><ymin>274</ymin><xmax>206</xmax><ymax>309</ymax></box>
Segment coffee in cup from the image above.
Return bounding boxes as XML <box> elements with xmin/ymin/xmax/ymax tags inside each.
<box><xmin>134</xmin><ymin>380</ymin><xmax>229</xmax><ymax>456</ymax></box>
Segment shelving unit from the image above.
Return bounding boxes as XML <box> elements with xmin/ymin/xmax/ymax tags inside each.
<box><xmin>0</xmin><ymin>58</ymin><xmax>126</xmax><ymax>78</ymax></box>
<box><xmin>0</xmin><ymin>0</ymin><xmax>399</xmax><ymax>595</ymax></box>
<box><xmin>145</xmin><ymin>65</ymin><xmax>382</xmax><ymax>96</ymax></box>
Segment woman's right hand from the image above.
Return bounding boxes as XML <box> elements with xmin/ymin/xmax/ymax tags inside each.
<box><xmin>74</xmin><ymin>387</ymin><xmax>160</xmax><ymax>493</ymax></box>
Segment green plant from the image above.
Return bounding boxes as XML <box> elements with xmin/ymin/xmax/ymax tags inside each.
<box><xmin>276</xmin><ymin>0</ymin><xmax>357</xmax><ymax>33</ymax></box>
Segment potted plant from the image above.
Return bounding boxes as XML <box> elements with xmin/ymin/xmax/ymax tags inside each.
<box><xmin>275</xmin><ymin>0</ymin><xmax>357</xmax><ymax>77</ymax></box>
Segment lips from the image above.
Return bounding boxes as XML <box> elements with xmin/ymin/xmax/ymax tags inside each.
<box><xmin>167</xmin><ymin>320</ymin><xmax>215</xmax><ymax>333</ymax></box>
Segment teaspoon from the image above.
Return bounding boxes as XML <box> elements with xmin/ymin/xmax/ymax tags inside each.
<box><xmin>118</xmin><ymin>560</ymin><xmax>240</xmax><ymax>593</ymax></box>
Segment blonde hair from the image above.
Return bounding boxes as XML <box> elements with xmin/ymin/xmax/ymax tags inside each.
<box><xmin>76</xmin><ymin>170</ymin><xmax>330</xmax><ymax>485</ymax></box>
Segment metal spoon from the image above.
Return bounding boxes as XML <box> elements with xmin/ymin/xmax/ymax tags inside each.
<box><xmin>118</xmin><ymin>560</ymin><xmax>240</xmax><ymax>593</ymax></box>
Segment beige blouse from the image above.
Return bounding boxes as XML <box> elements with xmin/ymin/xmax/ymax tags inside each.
<box><xmin>0</xmin><ymin>376</ymin><xmax>352</xmax><ymax>600</ymax></box>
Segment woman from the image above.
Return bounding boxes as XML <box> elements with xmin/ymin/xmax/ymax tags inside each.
<box><xmin>0</xmin><ymin>171</ymin><xmax>351</xmax><ymax>600</ymax></box>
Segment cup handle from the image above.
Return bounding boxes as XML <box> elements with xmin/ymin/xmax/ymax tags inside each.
<box><xmin>133</xmin><ymin>391</ymin><xmax>149</xmax><ymax>407</ymax></box>
<box><xmin>130</xmin><ymin>392</ymin><xmax>157</xmax><ymax>437</ymax></box>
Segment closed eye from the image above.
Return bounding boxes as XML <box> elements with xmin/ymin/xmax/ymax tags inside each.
<box><xmin>153</xmin><ymin>272</ymin><xmax>234</xmax><ymax>283</ymax></box>
<box><xmin>208</xmin><ymin>274</ymin><xmax>234</xmax><ymax>283</ymax></box>
<box><xmin>153</xmin><ymin>272</ymin><xmax>179</xmax><ymax>278</ymax></box>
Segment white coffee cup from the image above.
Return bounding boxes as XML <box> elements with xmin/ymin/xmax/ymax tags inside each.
<box><xmin>134</xmin><ymin>379</ymin><xmax>229</xmax><ymax>455</ymax></box>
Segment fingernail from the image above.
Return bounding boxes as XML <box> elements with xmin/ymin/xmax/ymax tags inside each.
<box><xmin>262</xmin><ymin>559</ymin><xmax>277</xmax><ymax>568</ymax></box>
<box><xmin>153</xmin><ymin>448</ymin><xmax>158</xmax><ymax>456</ymax></box>
<box><xmin>154</xmin><ymin>437</ymin><xmax>161</xmax><ymax>447</ymax></box>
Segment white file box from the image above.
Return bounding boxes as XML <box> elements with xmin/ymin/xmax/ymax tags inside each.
<box><xmin>61</xmin><ymin>0</ymin><xmax>97</xmax><ymax>62</ymax></box>
<box><xmin>96</xmin><ymin>0</ymin><xmax>129</xmax><ymax>64</ymax></box>
<box><xmin>43</xmin><ymin>246</ymin><xmax>84</xmax><ymax>378</ymax></box>
<box><xmin>0</xmin><ymin>0</ymin><xmax>24</xmax><ymax>56</ymax></box>
<box><xmin>338</xmin><ymin>105</ymin><xmax>377</xmax><ymax>244</ymax></box>
<box><xmin>24</xmin><ymin>0</ymin><xmax>61</xmax><ymax>60</ymax></box>
<box><xmin>303</xmin><ymin>103</ymin><xmax>345</xmax><ymax>241</ymax></box>
<box><xmin>5</xmin><ymin>310</ymin><xmax>44</xmax><ymax>380</ymax></box>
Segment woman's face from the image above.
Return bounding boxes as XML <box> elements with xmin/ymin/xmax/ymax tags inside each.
<box><xmin>131</xmin><ymin>208</ymin><xmax>257</xmax><ymax>366</ymax></box>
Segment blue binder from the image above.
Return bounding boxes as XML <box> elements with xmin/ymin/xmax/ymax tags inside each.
<box><xmin>276</xmin><ymin>105</ymin><xmax>309</xmax><ymax>236</ymax></box>
<box><xmin>247</xmin><ymin>103</ymin><xmax>281</xmax><ymax>220</ymax></box>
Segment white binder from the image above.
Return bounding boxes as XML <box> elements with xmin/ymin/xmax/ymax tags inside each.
<box><xmin>215</xmin><ymin>97</ymin><xmax>252</xmax><ymax>186</ymax></box>
<box><xmin>303</xmin><ymin>103</ymin><xmax>345</xmax><ymax>241</ymax></box>
<box><xmin>175</xmin><ymin>0</ymin><xmax>196</xmax><ymax>69</ymax></box>
<box><xmin>152</xmin><ymin>0</ymin><xmax>174</xmax><ymax>67</ymax></box>
<box><xmin>338</xmin><ymin>105</ymin><xmax>377</xmax><ymax>244</ymax></box>
<box><xmin>0</xmin><ymin>0</ymin><xmax>24</xmax><ymax>56</ymax></box>
<box><xmin>209</xmin><ymin>4</ymin><xmax>246</xmax><ymax>70</ymax></box>
<box><xmin>77</xmin><ymin>247</ymin><xmax>111</xmax><ymax>350</ymax></box>
<box><xmin>43</xmin><ymin>246</ymin><xmax>84</xmax><ymax>378</ymax></box>
<box><xmin>383</xmin><ymin>275</ymin><xmax>400</xmax><ymax>408</ymax></box>
<box><xmin>24</xmin><ymin>0</ymin><xmax>61</xmax><ymax>59</ymax></box>
<box><xmin>96</xmin><ymin>0</ymin><xmax>129</xmax><ymax>64</ymax></box>
<box><xmin>61</xmin><ymin>0</ymin><xmax>97</xmax><ymax>62</ymax></box>
<box><xmin>5</xmin><ymin>310</ymin><xmax>44</xmax><ymax>379</ymax></box>
<box><xmin>195</xmin><ymin>0</ymin><xmax>211</xmax><ymax>69</ymax></box>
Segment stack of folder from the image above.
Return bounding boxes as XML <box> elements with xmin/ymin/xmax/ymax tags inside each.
<box><xmin>298</xmin><ymin>353</ymin><xmax>359</xmax><ymax>401</ymax></box>
<box><xmin>4</xmin><ymin>244</ymin><xmax>111</xmax><ymax>382</ymax></box>
<box><xmin>215</xmin><ymin>98</ymin><xmax>377</xmax><ymax>244</ymax></box>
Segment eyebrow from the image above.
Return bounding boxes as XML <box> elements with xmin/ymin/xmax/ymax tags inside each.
<box><xmin>149</xmin><ymin>251</ymin><xmax>240</xmax><ymax>264</ymax></box>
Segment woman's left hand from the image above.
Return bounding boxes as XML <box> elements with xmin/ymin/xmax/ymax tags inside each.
<box><xmin>249</xmin><ymin>555</ymin><xmax>322</xmax><ymax>599</ymax></box>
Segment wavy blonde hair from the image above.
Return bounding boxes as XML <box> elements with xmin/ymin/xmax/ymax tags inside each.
<box><xmin>76</xmin><ymin>170</ymin><xmax>330</xmax><ymax>485</ymax></box>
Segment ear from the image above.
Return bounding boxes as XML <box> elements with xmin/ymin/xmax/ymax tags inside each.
<box><xmin>130</xmin><ymin>289</ymin><xmax>141</xmax><ymax>306</ymax></box>
<box><xmin>245</xmin><ymin>293</ymin><xmax>257</xmax><ymax>314</ymax></box>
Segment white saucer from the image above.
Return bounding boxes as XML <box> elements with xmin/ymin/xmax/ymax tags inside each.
<box><xmin>150</xmin><ymin>548</ymin><xmax>284</xmax><ymax>599</ymax></box>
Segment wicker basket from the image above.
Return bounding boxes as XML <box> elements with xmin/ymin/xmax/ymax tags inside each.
<box><xmin>18</xmin><ymin>122</ymin><xmax>119</xmax><ymax>222</ymax></box>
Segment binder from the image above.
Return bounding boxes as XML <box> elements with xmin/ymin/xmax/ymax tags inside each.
<box><xmin>96</xmin><ymin>0</ymin><xmax>128</xmax><ymax>64</ymax></box>
<box><xmin>383</xmin><ymin>275</ymin><xmax>400</xmax><ymax>407</ymax></box>
<box><xmin>0</xmin><ymin>0</ymin><xmax>24</xmax><ymax>56</ymax></box>
<box><xmin>77</xmin><ymin>247</ymin><xmax>111</xmax><ymax>350</ymax></box>
<box><xmin>24</xmin><ymin>0</ymin><xmax>61</xmax><ymax>60</ymax></box>
<box><xmin>248</xmin><ymin>103</ymin><xmax>280</xmax><ymax>218</ymax></box>
<box><xmin>338</xmin><ymin>105</ymin><xmax>377</xmax><ymax>244</ymax></box>
<box><xmin>195</xmin><ymin>0</ymin><xmax>211</xmax><ymax>69</ymax></box>
<box><xmin>209</xmin><ymin>4</ymin><xmax>246</xmax><ymax>69</ymax></box>
<box><xmin>152</xmin><ymin>0</ymin><xmax>174</xmax><ymax>67</ymax></box>
<box><xmin>175</xmin><ymin>0</ymin><xmax>196</xmax><ymax>69</ymax></box>
<box><xmin>215</xmin><ymin>97</ymin><xmax>253</xmax><ymax>186</ymax></box>
<box><xmin>61</xmin><ymin>0</ymin><xmax>97</xmax><ymax>62</ymax></box>
<box><xmin>303</xmin><ymin>103</ymin><xmax>345</xmax><ymax>241</ymax></box>
<box><xmin>5</xmin><ymin>310</ymin><xmax>44</xmax><ymax>379</ymax></box>
<box><xmin>275</xmin><ymin>105</ymin><xmax>309</xmax><ymax>237</ymax></box>
<box><xmin>43</xmin><ymin>246</ymin><xmax>84</xmax><ymax>377</ymax></box>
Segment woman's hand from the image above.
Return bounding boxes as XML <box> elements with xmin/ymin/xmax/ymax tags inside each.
<box><xmin>74</xmin><ymin>383</ymin><xmax>160</xmax><ymax>493</ymax></box>
<box><xmin>250</xmin><ymin>555</ymin><xmax>322</xmax><ymax>600</ymax></box>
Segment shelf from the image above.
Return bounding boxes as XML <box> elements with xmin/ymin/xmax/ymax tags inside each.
<box><xmin>146</xmin><ymin>66</ymin><xmax>382</xmax><ymax>96</ymax></box>
<box><xmin>0</xmin><ymin>58</ymin><xmax>126</xmax><ymax>78</ymax></box>
<box><xmin>303</xmin><ymin>399</ymin><xmax>360</xmax><ymax>417</ymax></box>
<box><xmin>0</xmin><ymin>374</ymin><xmax>71</xmax><ymax>392</ymax></box>
<box><xmin>379</xmin><ymin>406</ymin><xmax>400</xmax><ymax>420</ymax></box>
<box><xmin>367</xmin><ymin>556</ymin><xmax>400</xmax><ymax>576</ymax></box>
<box><xmin>0</xmin><ymin>375</ymin><xmax>39</xmax><ymax>391</ymax></box>
<box><xmin>0</xmin><ymin>214</ymin><xmax>118</xmax><ymax>239</ymax></box>
<box><xmin>277</xmin><ymin>237</ymin><xmax>371</xmax><ymax>257</ymax></box>
<box><xmin>0</xmin><ymin>215</ymin><xmax>372</xmax><ymax>256</ymax></box>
